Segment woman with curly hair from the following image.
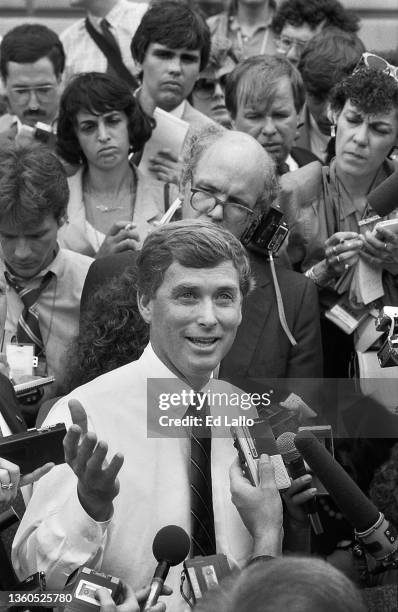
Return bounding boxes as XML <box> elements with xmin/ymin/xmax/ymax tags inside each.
<box><xmin>56</xmin><ymin>72</ymin><xmax>167</xmax><ymax>258</ymax></box>
<box><xmin>272</xmin><ymin>0</ymin><xmax>359</xmax><ymax>65</ymax></box>
<box><xmin>65</xmin><ymin>266</ymin><xmax>149</xmax><ymax>391</ymax></box>
<box><xmin>280</xmin><ymin>62</ymin><xmax>398</xmax><ymax>376</ymax></box>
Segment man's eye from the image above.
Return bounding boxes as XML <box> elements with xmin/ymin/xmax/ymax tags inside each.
<box><xmin>216</xmin><ymin>293</ymin><xmax>234</xmax><ymax>303</ymax></box>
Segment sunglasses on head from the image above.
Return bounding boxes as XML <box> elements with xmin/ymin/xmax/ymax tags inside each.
<box><xmin>193</xmin><ymin>75</ymin><xmax>228</xmax><ymax>99</ymax></box>
<box><xmin>354</xmin><ymin>52</ymin><xmax>398</xmax><ymax>82</ymax></box>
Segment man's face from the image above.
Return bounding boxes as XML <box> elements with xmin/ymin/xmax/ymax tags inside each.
<box><xmin>183</xmin><ymin>137</ymin><xmax>267</xmax><ymax>238</ymax></box>
<box><xmin>139</xmin><ymin>261</ymin><xmax>242</xmax><ymax>387</ymax></box>
<box><xmin>139</xmin><ymin>43</ymin><xmax>201</xmax><ymax>112</ymax></box>
<box><xmin>0</xmin><ymin>214</ymin><xmax>60</xmax><ymax>279</ymax></box>
<box><xmin>5</xmin><ymin>57</ymin><xmax>61</xmax><ymax>126</ymax></box>
<box><xmin>306</xmin><ymin>93</ymin><xmax>331</xmax><ymax>136</ymax></box>
<box><xmin>276</xmin><ymin>22</ymin><xmax>321</xmax><ymax>66</ymax></box>
<box><xmin>234</xmin><ymin>76</ymin><xmax>298</xmax><ymax>165</ymax></box>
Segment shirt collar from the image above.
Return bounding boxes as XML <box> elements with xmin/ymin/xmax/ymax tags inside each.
<box><xmin>168</xmin><ymin>100</ymin><xmax>186</xmax><ymax>120</ymax></box>
<box><xmin>88</xmin><ymin>0</ymin><xmax>124</xmax><ymax>30</ymax></box>
<box><xmin>229</xmin><ymin>13</ymin><xmax>273</xmax><ymax>33</ymax></box>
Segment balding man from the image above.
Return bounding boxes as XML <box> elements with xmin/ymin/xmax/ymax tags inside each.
<box><xmin>182</xmin><ymin>129</ymin><xmax>323</xmax><ymax>380</ymax></box>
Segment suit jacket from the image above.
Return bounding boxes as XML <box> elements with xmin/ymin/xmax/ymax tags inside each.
<box><xmin>81</xmin><ymin>251</ymin><xmax>323</xmax><ymax>382</ymax></box>
<box><xmin>220</xmin><ymin>251</ymin><xmax>323</xmax><ymax>380</ymax></box>
<box><xmin>291</xmin><ymin>145</ymin><xmax>321</xmax><ymax>168</ymax></box>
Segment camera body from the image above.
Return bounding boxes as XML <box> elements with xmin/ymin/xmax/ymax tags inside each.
<box><xmin>240</xmin><ymin>207</ymin><xmax>288</xmax><ymax>257</ymax></box>
<box><xmin>64</xmin><ymin>567</ymin><xmax>123</xmax><ymax>612</ymax></box>
<box><xmin>34</xmin><ymin>122</ymin><xmax>56</xmax><ymax>145</ymax></box>
<box><xmin>183</xmin><ymin>554</ymin><xmax>231</xmax><ymax>604</ymax></box>
<box><xmin>375</xmin><ymin>307</ymin><xmax>398</xmax><ymax>367</ymax></box>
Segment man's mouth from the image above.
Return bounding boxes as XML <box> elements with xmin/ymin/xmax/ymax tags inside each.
<box><xmin>186</xmin><ymin>337</ymin><xmax>219</xmax><ymax>346</ymax></box>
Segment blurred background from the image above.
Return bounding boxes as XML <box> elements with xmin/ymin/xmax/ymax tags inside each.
<box><xmin>0</xmin><ymin>0</ymin><xmax>396</xmax><ymax>53</ymax></box>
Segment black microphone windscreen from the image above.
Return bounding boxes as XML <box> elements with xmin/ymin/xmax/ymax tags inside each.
<box><xmin>295</xmin><ymin>431</ymin><xmax>379</xmax><ymax>532</ymax></box>
<box><xmin>367</xmin><ymin>171</ymin><xmax>398</xmax><ymax>217</ymax></box>
<box><xmin>152</xmin><ymin>525</ymin><xmax>190</xmax><ymax>566</ymax></box>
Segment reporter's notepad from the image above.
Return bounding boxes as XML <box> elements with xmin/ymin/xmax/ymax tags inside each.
<box><xmin>139</xmin><ymin>108</ymin><xmax>189</xmax><ymax>180</ymax></box>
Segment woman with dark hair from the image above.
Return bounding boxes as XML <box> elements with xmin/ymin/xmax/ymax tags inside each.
<box><xmin>281</xmin><ymin>61</ymin><xmax>398</xmax><ymax>376</ymax></box>
<box><xmin>56</xmin><ymin>72</ymin><xmax>167</xmax><ymax>258</ymax></box>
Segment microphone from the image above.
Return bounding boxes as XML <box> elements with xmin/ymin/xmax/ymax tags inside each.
<box><xmin>276</xmin><ymin>432</ymin><xmax>323</xmax><ymax>535</ymax></box>
<box><xmin>295</xmin><ymin>431</ymin><xmax>398</xmax><ymax>562</ymax></box>
<box><xmin>367</xmin><ymin>171</ymin><xmax>398</xmax><ymax>217</ymax></box>
<box><xmin>144</xmin><ymin>525</ymin><xmax>190</xmax><ymax>610</ymax></box>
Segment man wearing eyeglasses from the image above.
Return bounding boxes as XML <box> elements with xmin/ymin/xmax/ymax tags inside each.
<box><xmin>0</xmin><ymin>25</ymin><xmax>64</xmax><ymax>146</ymax></box>
<box><xmin>182</xmin><ymin>129</ymin><xmax>323</xmax><ymax>381</ymax></box>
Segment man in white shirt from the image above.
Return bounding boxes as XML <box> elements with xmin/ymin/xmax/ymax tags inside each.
<box><xmin>12</xmin><ymin>220</ymin><xmax>257</xmax><ymax>611</ymax></box>
<box><xmin>0</xmin><ymin>144</ymin><xmax>93</xmax><ymax>425</ymax></box>
<box><xmin>61</xmin><ymin>0</ymin><xmax>148</xmax><ymax>85</ymax></box>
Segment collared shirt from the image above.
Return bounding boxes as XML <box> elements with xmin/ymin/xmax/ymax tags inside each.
<box><xmin>3</xmin><ymin>248</ymin><xmax>93</xmax><ymax>399</ymax></box>
<box><xmin>207</xmin><ymin>11</ymin><xmax>277</xmax><ymax>61</ymax></box>
<box><xmin>308</xmin><ymin>112</ymin><xmax>330</xmax><ymax>164</ymax></box>
<box><xmin>169</xmin><ymin>99</ymin><xmax>186</xmax><ymax>120</ymax></box>
<box><xmin>57</xmin><ymin>165</ymin><xmax>166</xmax><ymax>257</ymax></box>
<box><xmin>12</xmin><ymin>344</ymin><xmax>253</xmax><ymax>609</ymax></box>
<box><xmin>60</xmin><ymin>0</ymin><xmax>148</xmax><ymax>85</ymax></box>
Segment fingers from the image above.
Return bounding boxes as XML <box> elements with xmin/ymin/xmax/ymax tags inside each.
<box><xmin>69</xmin><ymin>399</ymin><xmax>88</xmax><ymax>435</ymax></box>
<box><xmin>229</xmin><ymin>456</ymin><xmax>251</xmax><ymax>491</ymax></box>
<box><xmin>115</xmin><ymin>584</ymin><xmax>140</xmax><ymax>612</ymax></box>
<box><xmin>285</xmin><ymin>473</ymin><xmax>312</xmax><ymax>497</ymax></box>
<box><xmin>258</xmin><ymin>454</ymin><xmax>278</xmax><ymax>491</ymax></box>
<box><xmin>63</xmin><ymin>425</ymin><xmax>83</xmax><ymax>466</ymax></box>
<box><xmin>19</xmin><ymin>462</ymin><xmax>55</xmax><ymax>487</ymax></box>
<box><xmin>95</xmin><ymin>587</ymin><xmax>117</xmax><ymax>612</ymax></box>
<box><xmin>103</xmin><ymin>453</ymin><xmax>124</xmax><ymax>483</ymax></box>
<box><xmin>290</xmin><ymin>487</ymin><xmax>317</xmax><ymax>506</ymax></box>
<box><xmin>113</xmin><ymin>238</ymin><xmax>140</xmax><ymax>253</ymax></box>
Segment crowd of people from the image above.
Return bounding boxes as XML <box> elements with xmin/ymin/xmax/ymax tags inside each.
<box><xmin>0</xmin><ymin>0</ymin><xmax>398</xmax><ymax>611</ymax></box>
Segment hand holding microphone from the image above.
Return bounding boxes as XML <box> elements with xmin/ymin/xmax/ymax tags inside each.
<box><xmin>96</xmin><ymin>582</ymin><xmax>171</xmax><ymax>612</ymax></box>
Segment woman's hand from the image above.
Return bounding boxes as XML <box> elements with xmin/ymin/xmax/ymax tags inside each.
<box><xmin>324</xmin><ymin>231</ymin><xmax>364</xmax><ymax>276</ymax></box>
<box><xmin>96</xmin><ymin>222</ymin><xmax>140</xmax><ymax>258</ymax></box>
<box><xmin>361</xmin><ymin>227</ymin><xmax>398</xmax><ymax>268</ymax></box>
<box><xmin>148</xmin><ymin>149</ymin><xmax>182</xmax><ymax>186</ymax></box>
<box><xmin>0</xmin><ymin>457</ymin><xmax>54</xmax><ymax>511</ymax></box>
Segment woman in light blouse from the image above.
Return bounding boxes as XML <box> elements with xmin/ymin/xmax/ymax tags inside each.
<box><xmin>56</xmin><ymin>72</ymin><xmax>167</xmax><ymax>258</ymax></box>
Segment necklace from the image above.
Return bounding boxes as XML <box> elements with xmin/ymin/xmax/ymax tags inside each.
<box><xmin>83</xmin><ymin>168</ymin><xmax>136</xmax><ymax>214</ymax></box>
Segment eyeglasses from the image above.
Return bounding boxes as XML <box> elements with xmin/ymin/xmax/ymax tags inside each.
<box><xmin>354</xmin><ymin>53</ymin><xmax>398</xmax><ymax>83</ymax></box>
<box><xmin>193</xmin><ymin>76</ymin><xmax>227</xmax><ymax>100</ymax></box>
<box><xmin>276</xmin><ymin>35</ymin><xmax>308</xmax><ymax>54</ymax></box>
<box><xmin>190</xmin><ymin>187</ymin><xmax>254</xmax><ymax>220</ymax></box>
<box><xmin>10</xmin><ymin>85</ymin><xmax>58</xmax><ymax>104</ymax></box>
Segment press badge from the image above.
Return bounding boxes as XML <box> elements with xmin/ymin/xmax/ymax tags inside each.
<box><xmin>6</xmin><ymin>343</ymin><xmax>37</xmax><ymax>380</ymax></box>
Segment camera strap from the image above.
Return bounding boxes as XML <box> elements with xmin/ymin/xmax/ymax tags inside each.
<box><xmin>268</xmin><ymin>253</ymin><xmax>297</xmax><ymax>346</ymax></box>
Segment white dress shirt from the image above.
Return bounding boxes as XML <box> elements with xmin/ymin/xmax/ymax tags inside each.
<box><xmin>3</xmin><ymin>248</ymin><xmax>93</xmax><ymax>399</ymax></box>
<box><xmin>12</xmin><ymin>344</ymin><xmax>253</xmax><ymax>611</ymax></box>
<box><xmin>60</xmin><ymin>0</ymin><xmax>148</xmax><ymax>85</ymax></box>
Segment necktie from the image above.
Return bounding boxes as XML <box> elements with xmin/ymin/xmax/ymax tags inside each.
<box><xmin>5</xmin><ymin>271</ymin><xmax>54</xmax><ymax>357</ymax></box>
<box><xmin>100</xmin><ymin>19</ymin><xmax>123</xmax><ymax>77</ymax></box>
<box><xmin>186</xmin><ymin>394</ymin><xmax>216</xmax><ymax>556</ymax></box>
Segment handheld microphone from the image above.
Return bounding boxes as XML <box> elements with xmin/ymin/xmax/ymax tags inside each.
<box><xmin>295</xmin><ymin>431</ymin><xmax>398</xmax><ymax>562</ymax></box>
<box><xmin>276</xmin><ymin>432</ymin><xmax>323</xmax><ymax>535</ymax></box>
<box><xmin>367</xmin><ymin>171</ymin><xmax>398</xmax><ymax>217</ymax></box>
<box><xmin>144</xmin><ymin>525</ymin><xmax>190</xmax><ymax>611</ymax></box>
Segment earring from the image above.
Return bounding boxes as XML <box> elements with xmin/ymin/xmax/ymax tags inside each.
<box><xmin>330</xmin><ymin>124</ymin><xmax>336</xmax><ymax>138</ymax></box>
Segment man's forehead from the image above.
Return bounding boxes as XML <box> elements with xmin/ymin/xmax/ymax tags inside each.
<box><xmin>6</xmin><ymin>58</ymin><xmax>58</xmax><ymax>83</ymax></box>
<box><xmin>149</xmin><ymin>42</ymin><xmax>200</xmax><ymax>56</ymax></box>
<box><xmin>0</xmin><ymin>216</ymin><xmax>55</xmax><ymax>235</ymax></box>
<box><xmin>160</xmin><ymin>260</ymin><xmax>240</xmax><ymax>289</ymax></box>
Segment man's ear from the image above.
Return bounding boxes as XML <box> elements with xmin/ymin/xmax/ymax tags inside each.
<box><xmin>137</xmin><ymin>292</ymin><xmax>153</xmax><ymax>324</ymax></box>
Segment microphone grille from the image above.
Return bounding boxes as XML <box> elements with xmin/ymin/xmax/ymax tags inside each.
<box><xmin>276</xmin><ymin>431</ymin><xmax>300</xmax><ymax>463</ymax></box>
<box><xmin>152</xmin><ymin>525</ymin><xmax>190</xmax><ymax>566</ymax></box>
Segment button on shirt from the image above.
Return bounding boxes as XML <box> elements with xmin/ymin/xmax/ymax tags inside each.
<box><xmin>3</xmin><ymin>248</ymin><xmax>93</xmax><ymax>400</ymax></box>
<box><xmin>60</xmin><ymin>0</ymin><xmax>148</xmax><ymax>85</ymax></box>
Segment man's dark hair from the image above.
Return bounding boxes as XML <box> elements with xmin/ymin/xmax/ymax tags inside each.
<box><xmin>299</xmin><ymin>28</ymin><xmax>365</xmax><ymax>100</ymax></box>
<box><xmin>131</xmin><ymin>0</ymin><xmax>211</xmax><ymax>71</ymax></box>
<box><xmin>0</xmin><ymin>143</ymin><xmax>68</xmax><ymax>227</ymax></box>
<box><xmin>56</xmin><ymin>72</ymin><xmax>153</xmax><ymax>166</ymax></box>
<box><xmin>225</xmin><ymin>54</ymin><xmax>306</xmax><ymax>118</ymax></box>
<box><xmin>271</xmin><ymin>0</ymin><xmax>359</xmax><ymax>36</ymax></box>
<box><xmin>0</xmin><ymin>24</ymin><xmax>65</xmax><ymax>80</ymax></box>
<box><xmin>330</xmin><ymin>67</ymin><xmax>398</xmax><ymax>118</ymax></box>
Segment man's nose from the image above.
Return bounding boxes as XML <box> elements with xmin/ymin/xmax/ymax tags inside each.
<box><xmin>261</xmin><ymin>116</ymin><xmax>277</xmax><ymax>135</ymax></box>
<box><xmin>213</xmin><ymin>82</ymin><xmax>224</xmax><ymax>99</ymax></box>
<box><xmin>207</xmin><ymin>203</ymin><xmax>224</xmax><ymax>222</ymax></box>
<box><xmin>168</xmin><ymin>56</ymin><xmax>182</xmax><ymax>74</ymax></box>
<box><xmin>14</xmin><ymin>238</ymin><xmax>32</xmax><ymax>260</ymax></box>
<box><xmin>197</xmin><ymin>298</ymin><xmax>217</xmax><ymax>327</ymax></box>
<box><xmin>27</xmin><ymin>89</ymin><xmax>40</xmax><ymax>111</ymax></box>
<box><xmin>286</xmin><ymin>45</ymin><xmax>301</xmax><ymax>65</ymax></box>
